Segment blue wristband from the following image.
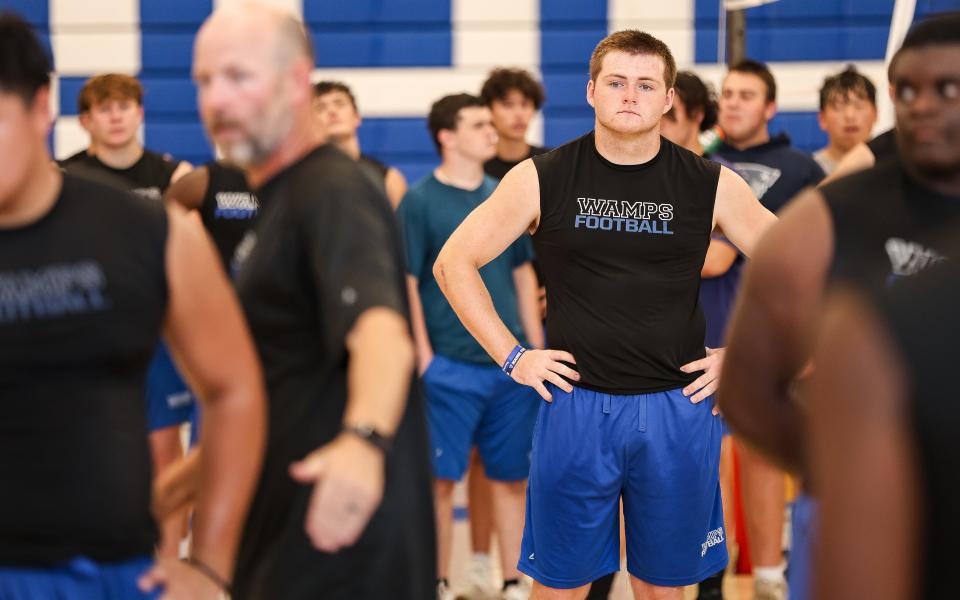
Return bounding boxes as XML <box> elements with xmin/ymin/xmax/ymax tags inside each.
<box><xmin>502</xmin><ymin>345</ymin><xmax>527</xmax><ymax>377</ymax></box>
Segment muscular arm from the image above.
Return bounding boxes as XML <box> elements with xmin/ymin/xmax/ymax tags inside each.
<box><xmin>171</xmin><ymin>160</ymin><xmax>194</xmax><ymax>185</ymax></box>
<box><xmin>434</xmin><ymin>159</ymin><xmax>576</xmax><ymax>400</ymax></box>
<box><xmin>701</xmin><ymin>238</ymin><xmax>738</xmax><ymax>278</ymax></box>
<box><xmin>384</xmin><ymin>167</ymin><xmax>408</xmax><ymax>210</ymax></box>
<box><xmin>513</xmin><ymin>262</ymin><xmax>545</xmax><ymax>349</ymax></box>
<box><xmin>810</xmin><ymin>291</ymin><xmax>920</xmax><ymax>600</ymax></box>
<box><xmin>718</xmin><ymin>189</ymin><xmax>833</xmax><ymax>471</ymax></box>
<box><xmin>433</xmin><ymin>159</ymin><xmax>541</xmax><ymax>365</ymax></box>
<box><xmin>163</xmin><ymin>165</ymin><xmax>209</xmax><ymax>211</ymax></box>
<box><xmin>162</xmin><ymin>205</ymin><xmax>266</xmax><ymax>582</ymax></box>
<box><xmin>712</xmin><ymin>165</ymin><xmax>778</xmax><ymax>258</ymax></box>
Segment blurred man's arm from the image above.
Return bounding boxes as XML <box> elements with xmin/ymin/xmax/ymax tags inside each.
<box><xmin>141</xmin><ymin>204</ymin><xmax>267</xmax><ymax>597</ymax></box>
<box><xmin>385</xmin><ymin>167</ymin><xmax>408</xmax><ymax>210</ymax></box>
<box><xmin>810</xmin><ymin>291</ymin><xmax>920</xmax><ymax>600</ymax></box>
<box><xmin>719</xmin><ymin>189</ymin><xmax>833</xmax><ymax>472</ymax></box>
<box><xmin>163</xmin><ymin>165</ymin><xmax>209</xmax><ymax>211</ymax></box>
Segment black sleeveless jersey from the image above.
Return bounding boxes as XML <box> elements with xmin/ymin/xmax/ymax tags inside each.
<box><xmin>821</xmin><ymin>160</ymin><xmax>960</xmax><ymax>291</ymax></box>
<box><xmin>878</xmin><ymin>261</ymin><xmax>960</xmax><ymax>600</ymax></box>
<box><xmin>485</xmin><ymin>145</ymin><xmax>550</xmax><ymax>180</ymax></box>
<box><xmin>60</xmin><ymin>149</ymin><xmax>179</xmax><ymax>201</ymax></box>
<box><xmin>198</xmin><ymin>161</ymin><xmax>258</xmax><ymax>270</ymax></box>
<box><xmin>0</xmin><ymin>174</ymin><xmax>167</xmax><ymax>564</ymax></box>
<box><xmin>532</xmin><ymin>132</ymin><xmax>721</xmax><ymax>394</ymax></box>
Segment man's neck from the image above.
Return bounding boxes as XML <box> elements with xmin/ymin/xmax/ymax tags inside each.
<box><xmin>904</xmin><ymin>161</ymin><xmax>960</xmax><ymax>198</ymax></box>
<box><xmin>434</xmin><ymin>154</ymin><xmax>485</xmax><ymax>190</ymax></box>
<box><xmin>247</xmin><ymin>116</ymin><xmax>326</xmax><ymax>189</ymax></box>
<box><xmin>727</xmin><ymin>127</ymin><xmax>770</xmax><ymax>151</ymax></box>
<box><xmin>682</xmin><ymin>131</ymin><xmax>704</xmax><ymax>156</ymax></box>
<box><xmin>594</xmin><ymin>120</ymin><xmax>661</xmax><ymax>165</ymax></box>
<box><xmin>0</xmin><ymin>155</ymin><xmax>62</xmax><ymax>229</ymax></box>
<box><xmin>93</xmin><ymin>142</ymin><xmax>144</xmax><ymax>170</ymax></box>
<box><xmin>496</xmin><ymin>137</ymin><xmax>532</xmax><ymax>163</ymax></box>
<box><xmin>332</xmin><ymin>134</ymin><xmax>361</xmax><ymax>160</ymax></box>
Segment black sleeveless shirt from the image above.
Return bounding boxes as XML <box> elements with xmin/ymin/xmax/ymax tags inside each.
<box><xmin>60</xmin><ymin>149</ymin><xmax>179</xmax><ymax>201</ymax></box>
<box><xmin>0</xmin><ymin>174</ymin><xmax>167</xmax><ymax>564</ymax></box>
<box><xmin>198</xmin><ymin>161</ymin><xmax>259</xmax><ymax>269</ymax></box>
<box><xmin>878</xmin><ymin>261</ymin><xmax>960</xmax><ymax>600</ymax></box>
<box><xmin>821</xmin><ymin>160</ymin><xmax>960</xmax><ymax>291</ymax></box>
<box><xmin>532</xmin><ymin>132</ymin><xmax>721</xmax><ymax>394</ymax></box>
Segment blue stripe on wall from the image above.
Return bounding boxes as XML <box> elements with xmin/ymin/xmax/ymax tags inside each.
<box><xmin>694</xmin><ymin>0</ymin><xmax>898</xmax><ymax>63</ymax></box>
<box><xmin>540</xmin><ymin>0</ymin><xmax>607</xmax><ymax>149</ymax></box>
<box><xmin>312</xmin><ymin>29</ymin><xmax>452</xmax><ymax>67</ymax></box>
<box><xmin>0</xmin><ymin>0</ymin><xmax>48</xmax><ymax>26</ymax></box>
<box><xmin>303</xmin><ymin>0</ymin><xmax>451</xmax><ymax>25</ymax></box>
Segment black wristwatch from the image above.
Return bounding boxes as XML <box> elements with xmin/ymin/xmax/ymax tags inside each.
<box><xmin>343</xmin><ymin>423</ymin><xmax>393</xmax><ymax>454</ymax></box>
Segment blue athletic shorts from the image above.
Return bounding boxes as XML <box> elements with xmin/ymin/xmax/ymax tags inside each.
<box><xmin>518</xmin><ymin>384</ymin><xmax>727</xmax><ymax>588</ymax></box>
<box><xmin>0</xmin><ymin>556</ymin><xmax>159</xmax><ymax>599</ymax></box>
<box><xmin>788</xmin><ymin>492</ymin><xmax>817</xmax><ymax>600</ymax></box>
<box><xmin>424</xmin><ymin>354</ymin><xmax>540</xmax><ymax>482</ymax></box>
<box><xmin>145</xmin><ymin>342</ymin><xmax>194</xmax><ymax>432</ymax></box>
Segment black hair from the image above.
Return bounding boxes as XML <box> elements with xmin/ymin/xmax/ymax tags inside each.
<box><xmin>427</xmin><ymin>93</ymin><xmax>487</xmax><ymax>154</ymax></box>
<box><xmin>312</xmin><ymin>80</ymin><xmax>357</xmax><ymax>110</ymax></box>
<box><xmin>480</xmin><ymin>68</ymin><xmax>545</xmax><ymax>110</ymax></box>
<box><xmin>669</xmin><ymin>71</ymin><xmax>718</xmax><ymax>131</ymax></box>
<box><xmin>728</xmin><ymin>59</ymin><xmax>776</xmax><ymax>103</ymax></box>
<box><xmin>819</xmin><ymin>65</ymin><xmax>877</xmax><ymax>111</ymax></box>
<box><xmin>0</xmin><ymin>12</ymin><xmax>51</xmax><ymax>104</ymax></box>
<box><xmin>889</xmin><ymin>12</ymin><xmax>960</xmax><ymax>79</ymax></box>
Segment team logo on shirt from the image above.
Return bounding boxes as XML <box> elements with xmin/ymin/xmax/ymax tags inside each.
<box><xmin>0</xmin><ymin>261</ymin><xmax>111</xmax><ymax>323</ymax></box>
<box><xmin>884</xmin><ymin>237</ymin><xmax>947</xmax><ymax>287</ymax></box>
<box><xmin>701</xmin><ymin>527</ymin><xmax>725</xmax><ymax>557</ymax></box>
<box><xmin>231</xmin><ymin>232</ymin><xmax>257</xmax><ymax>277</ymax></box>
<box><xmin>131</xmin><ymin>186</ymin><xmax>163</xmax><ymax>201</ymax></box>
<box><xmin>214</xmin><ymin>192</ymin><xmax>259</xmax><ymax>219</ymax></box>
<box><xmin>574</xmin><ymin>197</ymin><xmax>675</xmax><ymax>235</ymax></box>
<box><xmin>732</xmin><ymin>163</ymin><xmax>781</xmax><ymax>200</ymax></box>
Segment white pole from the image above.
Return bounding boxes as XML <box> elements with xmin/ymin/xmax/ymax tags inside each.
<box><xmin>875</xmin><ymin>0</ymin><xmax>917</xmax><ymax>134</ymax></box>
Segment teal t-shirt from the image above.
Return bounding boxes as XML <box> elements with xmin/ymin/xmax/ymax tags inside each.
<box><xmin>398</xmin><ymin>173</ymin><xmax>533</xmax><ymax>364</ymax></box>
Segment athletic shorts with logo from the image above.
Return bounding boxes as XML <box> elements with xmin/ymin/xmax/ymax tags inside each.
<box><xmin>424</xmin><ymin>354</ymin><xmax>540</xmax><ymax>481</ymax></box>
<box><xmin>519</xmin><ymin>384</ymin><xmax>727</xmax><ymax>588</ymax></box>
<box><xmin>145</xmin><ymin>342</ymin><xmax>194</xmax><ymax>432</ymax></box>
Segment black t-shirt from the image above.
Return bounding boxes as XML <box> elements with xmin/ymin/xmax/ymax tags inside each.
<box><xmin>232</xmin><ymin>145</ymin><xmax>434</xmax><ymax>599</ymax></box>
<box><xmin>197</xmin><ymin>161</ymin><xmax>259</xmax><ymax>270</ymax></box>
<box><xmin>713</xmin><ymin>133</ymin><xmax>824</xmax><ymax>214</ymax></box>
<box><xmin>866</xmin><ymin>129</ymin><xmax>897</xmax><ymax>163</ymax></box>
<box><xmin>877</xmin><ymin>261</ymin><xmax>960</xmax><ymax>600</ymax></box>
<box><xmin>822</xmin><ymin>160</ymin><xmax>960</xmax><ymax>291</ymax></box>
<box><xmin>532</xmin><ymin>133</ymin><xmax>720</xmax><ymax>394</ymax></box>
<box><xmin>59</xmin><ymin>149</ymin><xmax>179</xmax><ymax>201</ymax></box>
<box><xmin>0</xmin><ymin>174</ymin><xmax>167</xmax><ymax>564</ymax></box>
<box><xmin>484</xmin><ymin>145</ymin><xmax>549</xmax><ymax>180</ymax></box>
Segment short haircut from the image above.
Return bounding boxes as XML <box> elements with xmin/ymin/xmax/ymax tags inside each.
<box><xmin>819</xmin><ymin>65</ymin><xmax>877</xmax><ymax>111</ymax></box>
<box><xmin>589</xmin><ymin>30</ymin><xmax>677</xmax><ymax>88</ymax></box>
<box><xmin>727</xmin><ymin>59</ymin><xmax>777</xmax><ymax>103</ymax></box>
<box><xmin>427</xmin><ymin>93</ymin><xmax>487</xmax><ymax>154</ymax></box>
<box><xmin>78</xmin><ymin>74</ymin><xmax>143</xmax><ymax>113</ymax></box>
<box><xmin>313</xmin><ymin>80</ymin><xmax>357</xmax><ymax>109</ymax></box>
<box><xmin>0</xmin><ymin>12</ymin><xmax>51</xmax><ymax>104</ymax></box>
<box><xmin>480</xmin><ymin>68</ymin><xmax>545</xmax><ymax>110</ymax></box>
<box><xmin>888</xmin><ymin>11</ymin><xmax>960</xmax><ymax>79</ymax></box>
<box><xmin>668</xmin><ymin>71</ymin><xmax>718</xmax><ymax>132</ymax></box>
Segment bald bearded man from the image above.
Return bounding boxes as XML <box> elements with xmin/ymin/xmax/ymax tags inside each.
<box><xmin>191</xmin><ymin>5</ymin><xmax>434</xmax><ymax>598</ymax></box>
